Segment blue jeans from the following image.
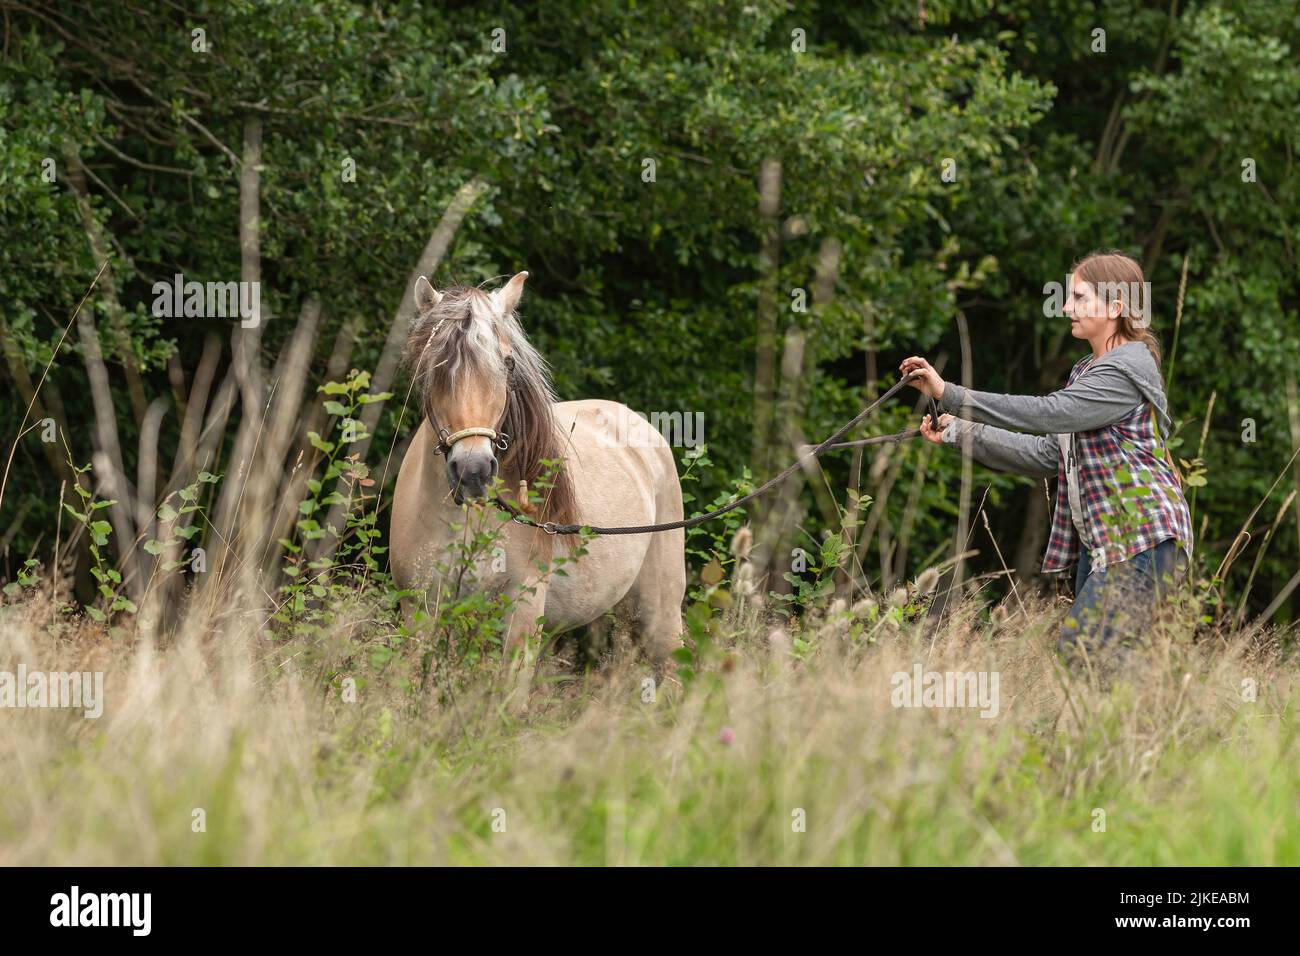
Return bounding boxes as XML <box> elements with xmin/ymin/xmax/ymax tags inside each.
<box><xmin>1057</xmin><ymin>539</ymin><xmax>1186</xmax><ymax>665</ymax></box>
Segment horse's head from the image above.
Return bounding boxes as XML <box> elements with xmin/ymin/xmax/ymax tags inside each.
<box><xmin>403</xmin><ymin>271</ymin><xmax>540</xmax><ymax>504</ymax></box>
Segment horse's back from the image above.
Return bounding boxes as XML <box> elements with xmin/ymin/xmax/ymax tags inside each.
<box><xmin>551</xmin><ymin>400</ymin><xmax>682</xmax><ymax>521</ymax></box>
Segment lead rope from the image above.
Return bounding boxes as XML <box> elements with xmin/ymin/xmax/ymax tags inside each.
<box><xmin>491</xmin><ymin>370</ymin><xmax>926</xmax><ymax>536</ymax></box>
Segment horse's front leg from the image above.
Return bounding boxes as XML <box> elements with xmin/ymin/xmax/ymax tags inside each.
<box><xmin>501</xmin><ymin>573</ymin><xmax>548</xmax><ymax>713</ymax></box>
<box><xmin>504</xmin><ymin>571</ymin><xmax>549</xmax><ymax>649</ymax></box>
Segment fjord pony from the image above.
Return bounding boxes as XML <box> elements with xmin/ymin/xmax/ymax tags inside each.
<box><xmin>390</xmin><ymin>272</ymin><xmax>685</xmax><ymax>666</ymax></box>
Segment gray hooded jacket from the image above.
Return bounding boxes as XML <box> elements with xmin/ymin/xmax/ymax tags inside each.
<box><xmin>937</xmin><ymin>342</ymin><xmax>1172</xmax><ymax>477</ymax></box>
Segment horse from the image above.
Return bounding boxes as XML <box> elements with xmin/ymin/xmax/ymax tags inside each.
<box><xmin>390</xmin><ymin>271</ymin><xmax>686</xmax><ymax>669</ymax></box>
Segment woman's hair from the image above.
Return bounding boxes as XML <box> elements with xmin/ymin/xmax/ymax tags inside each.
<box><xmin>1070</xmin><ymin>249</ymin><xmax>1160</xmax><ymax>365</ymax></box>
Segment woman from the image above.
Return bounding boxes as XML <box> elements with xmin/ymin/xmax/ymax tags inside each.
<box><xmin>901</xmin><ymin>250</ymin><xmax>1192</xmax><ymax>666</ymax></box>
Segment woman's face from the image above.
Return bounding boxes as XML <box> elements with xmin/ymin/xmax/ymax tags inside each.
<box><xmin>1063</xmin><ymin>273</ymin><xmax>1119</xmax><ymax>342</ymax></box>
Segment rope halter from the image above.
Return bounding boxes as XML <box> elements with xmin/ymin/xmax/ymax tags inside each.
<box><xmin>434</xmin><ymin>426</ymin><xmax>510</xmax><ymax>456</ymax></box>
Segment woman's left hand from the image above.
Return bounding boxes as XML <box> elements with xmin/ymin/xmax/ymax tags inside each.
<box><xmin>899</xmin><ymin>356</ymin><xmax>946</xmax><ymax>401</ymax></box>
<box><xmin>919</xmin><ymin>413</ymin><xmax>954</xmax><ymax>444</ymax></box>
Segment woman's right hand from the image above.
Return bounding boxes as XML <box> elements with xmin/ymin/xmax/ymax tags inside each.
<box><xmin>900</xmin><ymin>356</ymin><xmax>946</xmax><ymax>400</ymax></box>
<box><xmin>920</xmin><ymin>413</ymin><xmax>954</xmax><ymax>445</ymax></box>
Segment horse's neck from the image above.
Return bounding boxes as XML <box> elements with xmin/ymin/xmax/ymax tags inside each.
<box><xmin>502</xmin><ymin>402</ymin><xmax>565</xmax><ymax>482</ymax></box>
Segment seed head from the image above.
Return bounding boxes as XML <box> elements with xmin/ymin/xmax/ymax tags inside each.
<box><xmin>729</xmin><ymin>525</ymin><xmax>754</xmax><ymax>560</ymax></box>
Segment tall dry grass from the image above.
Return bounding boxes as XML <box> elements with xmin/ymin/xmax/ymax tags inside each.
<box><xmin>1</xmin><ymin>576</ymin><xmax>1295</xmax><ymax>866</ymax></box>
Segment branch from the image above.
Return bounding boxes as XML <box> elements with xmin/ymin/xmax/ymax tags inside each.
<box><xmin>91</xmin><ymin>131</ymin><xmax>195</xmax><ymax>176</ymax></box>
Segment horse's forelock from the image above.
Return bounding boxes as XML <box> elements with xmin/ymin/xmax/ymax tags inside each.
<box><xmin>406</xmin><ymin>287</ymin><xmax>501</xmax><ymax>407</ymax></box>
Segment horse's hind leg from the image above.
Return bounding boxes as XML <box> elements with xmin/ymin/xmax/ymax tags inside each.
<box><xmin>627</xmin><ymin>524</ymin><xmax>686</xmax><ymax>668</ymax></box>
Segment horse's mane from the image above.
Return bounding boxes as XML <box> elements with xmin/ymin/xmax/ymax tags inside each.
<box><xmin>401</xmin><ymin>284</ymin><xmax>577</xmax><ymax>530</ymax></box>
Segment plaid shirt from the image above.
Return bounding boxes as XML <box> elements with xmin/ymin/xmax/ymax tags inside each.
<box><xmin>1041</xmin><ymin>356</ymin><xmax>1193</xmax><ymax>575</ymax></box>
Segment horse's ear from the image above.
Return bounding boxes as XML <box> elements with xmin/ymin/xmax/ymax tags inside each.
<box><xmin>494</xmin><ymin>271</ymin><xmax>529</xmax><ymax>316</ymax></box>
<box><xmin>414</xmin><ymin>275</ymin><xmax>442</xmax><ymax>313</ymax></box>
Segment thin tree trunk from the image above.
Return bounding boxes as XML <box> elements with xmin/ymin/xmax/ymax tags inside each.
<box><xmin>760</xmin><ymin>324</ymin><xmax>808</xmax><ymax>597</ymax></box>
<box><xmin>1012</xmin><ymin>480</ymin><xmax>1051</xmax><ymax>587</ymax></box>
<box><xmin>166</xmin><ymin>335</ymin><xmax>222</xmax><ymax>491</ymax></box>
<box><xmin>63</xmin><ymin>149</ymin><xmax>148</xmax><ymax>427</ymax></box>
<box><xmin>949</xmin><ymin>311</ymin><xmax>975</xmax><ymax>598</ymax></box>
<box><xmin>750</xmin><ymin>159</ymin><xmax>782</xmax><ymax>475</ymax></box>
<box><xmin>75</xmin><ymin>308</ymin><xmax>143</xmax><ymax>599</ymax></box>
<box><xmin>207</xmin><ymin>116</ymin><xmax>267</xmax><ymax>591</ymax></box>
<box><xmin>746</xmin><ymin>160</ymin><xmax>782</xmax><ymax>582</ymax></box>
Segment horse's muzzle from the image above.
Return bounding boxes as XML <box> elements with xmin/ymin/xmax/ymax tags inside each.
<box><xmin>447</xmin><ymin>452</ymin><xmax>498</xmax><ymax>504</ymax></box>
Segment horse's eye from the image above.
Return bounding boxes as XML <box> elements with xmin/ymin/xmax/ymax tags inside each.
<box><xmin>504</xmin><ymin>355</ymin><xmax>515</xmax><ymax>371</ymax></box>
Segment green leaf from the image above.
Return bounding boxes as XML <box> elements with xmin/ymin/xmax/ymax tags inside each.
<box><xmin>308</xmin><ymin>431</ymin><xmax>335</xmax><ymax>454</ymax></box>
